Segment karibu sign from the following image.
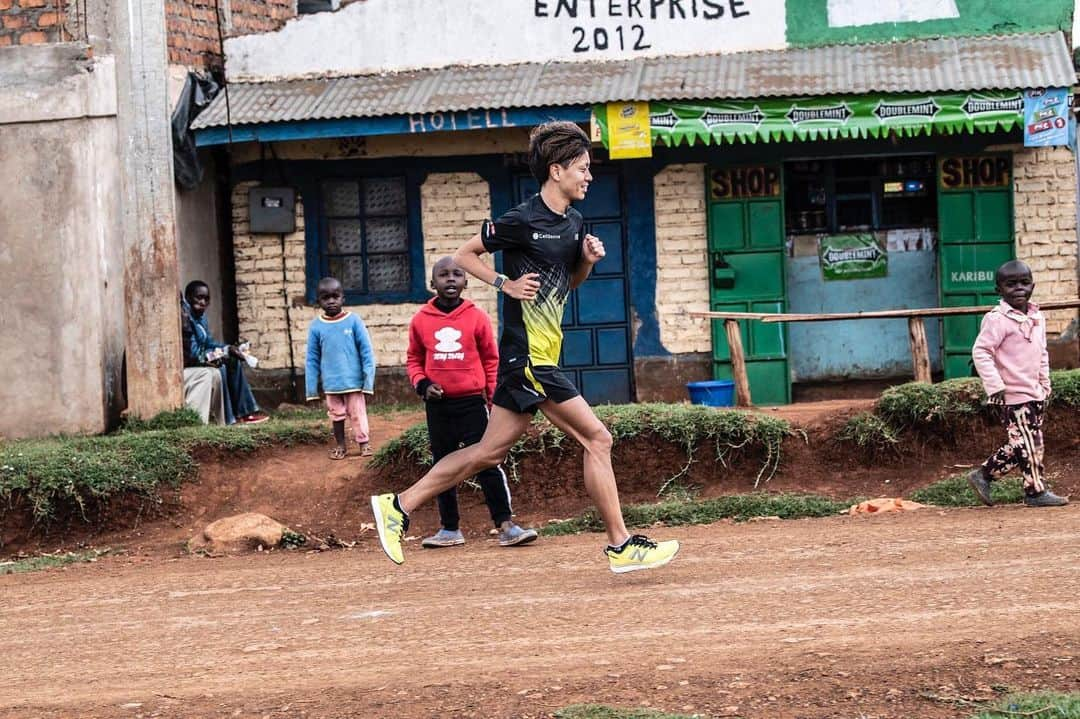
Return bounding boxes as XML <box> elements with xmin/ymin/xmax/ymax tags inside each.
<box><xmin>595</xmin><ymin>91</ymin><xmax>1024</xmax><ymax>147</ymax></box>
<box><xmin>819</xmin><ymin>234</ymin><xmax>887</xmax><ymax>281</ymax></box>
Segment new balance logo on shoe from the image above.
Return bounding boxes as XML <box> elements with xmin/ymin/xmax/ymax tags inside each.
<box><xmin>629</xmin><ymin>546</ymin><xmax>650</xmax><ymax>562</ymax></box>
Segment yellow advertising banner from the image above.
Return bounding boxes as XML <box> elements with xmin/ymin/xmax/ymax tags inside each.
<box><xmin>605</xmin><ymin>102</ymin><xmax>652</xmax><ymax>159</ymax></box>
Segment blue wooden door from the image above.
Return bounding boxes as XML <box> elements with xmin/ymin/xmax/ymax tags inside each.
<box><xmin>514</xmin><ymin>170</ymin><xmax>633</xmax><ymax>404</ymax></box>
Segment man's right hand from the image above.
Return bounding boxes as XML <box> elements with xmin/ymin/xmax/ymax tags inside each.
<box><xmin>424</xmin><ymin>383</ymin><xmax>445</xmax><ymax>401</ymax></box>
<box><xmin>502</xmin><ymin>273</ymin><xmax>541</xmax><ymax>301</ymax></box>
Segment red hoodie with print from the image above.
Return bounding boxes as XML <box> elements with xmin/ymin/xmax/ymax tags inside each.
<box><xmin>407</xmin><ymin>298</ymin><xmax>499</xmax><ymax>400</ymax></box>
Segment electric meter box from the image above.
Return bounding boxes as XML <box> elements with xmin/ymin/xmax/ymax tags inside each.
<box><xmin>249</xmin><ymin>187</ymin><xmax>296</xmax><ymax>234</ymax></box>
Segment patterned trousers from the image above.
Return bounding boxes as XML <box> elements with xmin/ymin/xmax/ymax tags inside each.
<box><xmin>982</xmin><ymin>400</ymin><xmax>1046</xmax><ymax>495</ymax></box>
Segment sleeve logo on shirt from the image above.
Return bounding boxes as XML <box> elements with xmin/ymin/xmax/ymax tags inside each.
<box><xmin>433</xmin><ymin>327</ymin><xmax>465</xmax><ymax>360</ymax></box>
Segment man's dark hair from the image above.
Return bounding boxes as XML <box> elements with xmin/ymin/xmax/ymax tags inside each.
<box><xmin>528</xmin><ymin>121</ymin><xmax>591</xmax><ymax>185</ymax></box>
<box><xmin>994</xmin><ymin>260</ymin><xmax>1033</xmax><ymax>284</ymax></box>
<box><xmin>184</xmin><ymin>280</ymin><xmax>209</xmax><ymax>301</ymax></box>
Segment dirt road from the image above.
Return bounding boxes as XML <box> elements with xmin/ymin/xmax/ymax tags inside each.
<box><xmin>3</xmin><ymin>505</ymin><xmax>1078</xmax><ymax>718</ymax></box>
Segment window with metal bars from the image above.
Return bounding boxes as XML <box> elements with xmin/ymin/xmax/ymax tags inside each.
<box><xmin>320</xmin><ymin>177</ymin><xmax>413</xmax><ymax>301</ymax></box>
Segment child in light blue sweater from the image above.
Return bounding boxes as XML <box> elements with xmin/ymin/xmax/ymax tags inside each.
<box><xmin>305</xmin><ymin>277</ymin><xmax>377</xmax><ymax>459</ymax></box>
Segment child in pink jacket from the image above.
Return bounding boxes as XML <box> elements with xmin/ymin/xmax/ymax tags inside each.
<box><xmin>967</xmin><ymin>260</ymin><xmax>1068</xmax><ymax>507</ymax></box>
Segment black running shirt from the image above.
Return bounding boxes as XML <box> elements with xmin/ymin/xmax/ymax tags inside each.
<box><xmin>481</xmin><ymin>194</ymin><xmax>584</xmax><ymax>370</ymax></box>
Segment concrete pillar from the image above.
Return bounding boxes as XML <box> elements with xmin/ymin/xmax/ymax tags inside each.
<box><xmin>111</xmin><ymin>0</ymin><xmax>184</xmax><ymax>417</ymax></box>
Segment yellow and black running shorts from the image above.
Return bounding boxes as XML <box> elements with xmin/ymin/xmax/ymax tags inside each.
<box><xmin>492</xmin><ymin>364</ymin><xmax>580</xmax><ymax>414</ymax></box>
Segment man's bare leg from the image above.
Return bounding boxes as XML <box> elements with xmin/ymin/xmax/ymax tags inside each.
<box><xmin>539</xmin><ymin>396</ymin><xmax>630</xmax><ymax>547</ymax></box>
<box><xmin>397</xmin><ymin>406</ymin><xmax>532</xmax><ymax>514</ymax></box>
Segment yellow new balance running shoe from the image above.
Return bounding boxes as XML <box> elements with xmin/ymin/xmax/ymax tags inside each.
<box><xmin>605</xmin><ymin>534</ymin><xmax>680</xmax><ymax>574</ymax></box>
<box><xmin>371</xmin><ymin>493</ymin><xmax>409</xmax><ymax>565</ymax></box>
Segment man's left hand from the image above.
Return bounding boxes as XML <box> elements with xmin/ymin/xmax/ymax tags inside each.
<box><xmin>583</xmin><ymin>234</ymin><xmax>606</xmax><ymax>265</ymax></box>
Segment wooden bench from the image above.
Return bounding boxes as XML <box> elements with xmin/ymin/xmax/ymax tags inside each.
<box><xmin>689</xmin><ymin>299</ymin><xmax>1080</xmax><ymax>407</ymax></box>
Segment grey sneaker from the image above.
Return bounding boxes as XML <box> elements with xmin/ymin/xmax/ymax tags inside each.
<box><xmin>966</xmin><ymin>468</ymin><xmax>993</xmax><ymax>506</ymax></box>
<box><xmin>1023</xmin><ymin>491</ymin><xmax>1069</xmax><ymax>507</ymax></box>
<box><xmin>498</xmin><ymin>522</ymin><xmax>538</xmax><ymax>547</ymax></box>
<box><xmin>421</xmin><ymin>528</ymin><xmax>465</xmax><ymax>548</ymax></box>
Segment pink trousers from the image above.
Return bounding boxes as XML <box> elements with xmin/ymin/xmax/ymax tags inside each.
<box><xmin>325</xmin><ymin>392</ymin><xmax>370</xmax><ymax>444</ymax></box>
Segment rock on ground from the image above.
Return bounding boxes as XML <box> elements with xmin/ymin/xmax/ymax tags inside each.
<box><xmin>187</xmin><ymin>512</ymin><xmax>289</xmax><ymax>554</ymax></box>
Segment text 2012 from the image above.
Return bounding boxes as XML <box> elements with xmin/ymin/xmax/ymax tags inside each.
<box><xmin>572</xmin><ymin>24</ymin><xmax>650</xmax><ymax>52</ymax></box>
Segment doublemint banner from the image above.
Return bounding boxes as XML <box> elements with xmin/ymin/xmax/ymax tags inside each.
<box><xmin>819</xmin><ymin>234</ymin><xmax>887</xmax><ymax>281</ymax></box>
<box><xmin>594</xmin><ymin>91</ymin><xmax>1025</xmax><ymax>147</ymax></box>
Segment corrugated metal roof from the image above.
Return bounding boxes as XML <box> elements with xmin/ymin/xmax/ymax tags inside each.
<box><xmin>193</xmin><ymin>32</ymin><xmax>1074</xmax><ymax>130</ymax></box>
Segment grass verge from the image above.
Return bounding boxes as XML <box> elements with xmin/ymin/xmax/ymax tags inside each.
<box><xmin>374</xmin><ymin>403</ymin><xmax>795</xmax><ymax>489</ymax></box>
<box><xmin>971</xmin><ymin>692</ymin><xmax>1080</xmax><ymax>718</ymax></box>
<box><xmin>542</xmin><ymin>493</ymin><xmax>849</xmax><ymax>536</ymax></box>
<box><xmin>0</xmin><ymin>415</ymin><xmax>328</xmax><ymax>526</ymax></box>
<box><xmin>834</xmin><ymin>369</ymin><xmax>1080</xmax><ymax>452</ymax></box>
<box><xmin>909</xmin><ymin>474</ymin><xmax>1024</xmax><ymax>507</ymax></box>
<box><xmin>0</xmin><ymin>548</ymin><xmax>111</xmax><ymax>575</ymax></box>
<box><xmin>555</xmin><ymin>706</ymin><xmax>703</xmax><ymax>719</ymax></box>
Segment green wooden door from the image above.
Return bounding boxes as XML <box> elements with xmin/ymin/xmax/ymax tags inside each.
<box><xmin>937</xmin><ymin>154</ymin><xmax>1015</xmax><ymax>378</ymax></box>
<box><xmin>706</xmin><ymin>165</ymin><xmax>790</xmax><ymax>405</ymax></box>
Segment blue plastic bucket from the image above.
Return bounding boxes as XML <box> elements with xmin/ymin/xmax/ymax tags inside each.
<box><xmin>686</xmin><ymin>380</ymin><xmax>736</xmax><ymax>407</ymax></box>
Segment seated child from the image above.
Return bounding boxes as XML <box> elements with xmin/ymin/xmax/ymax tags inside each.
<box><xmin>407</xmin><ymin>257</ymin><xmax>537</xmax><ymax>547</ymax></box>
<box><xmin>181</xmin><ymin>281</ymin><xmax>268</xmax><ymax>425</ymax></box>
<box><xmin>305</xmin><ymin>277</ymin><xmax>376</xmax><ymax>459</ymax></box>
<box><xmin>967</xmin><ymin>260</ymin><xmax>1068</xmax><ymax>507</ymax></box>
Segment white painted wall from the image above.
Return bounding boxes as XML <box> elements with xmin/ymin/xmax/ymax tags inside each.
<box><xmin>225</xmin><ymin>0</ymin><xmax>788</xmax><ymax>81</ymax></box>
<box><xmin>826</xmin><ymin>0</ymin><xmax>958</xmax><ymax>27</ymax></box>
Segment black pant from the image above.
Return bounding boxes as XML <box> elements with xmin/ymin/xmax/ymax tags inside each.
<box><xmin>427</xmin><ymin>394</ymin><xmax>512</xmax><ymax>530</ymax></box>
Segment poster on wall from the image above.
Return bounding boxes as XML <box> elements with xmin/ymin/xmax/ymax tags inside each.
<box><xmin>605</xmin><ymin>102</ymin><xmax>652</xmax><ymax>159</ymax></box>
<box><xmin>1023</xmin><ymin>88</ymin><xmax>1071</xmax><ymax>147</ymax></box>
<box><xmin>819</xmin><ymin>234</ymin><xmax>888</xmax><ymax>280</ymax></box>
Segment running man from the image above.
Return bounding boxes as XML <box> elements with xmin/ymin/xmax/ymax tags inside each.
<box><xmin>372</xmin><ymin>121</ymin><xmax>679</xmax><ymax>573</ymax></box>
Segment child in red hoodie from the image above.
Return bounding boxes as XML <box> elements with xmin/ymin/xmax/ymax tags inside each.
<box><xmin>406</xmin><ymin>256</ymin><xmax>539</xmax><ymax>548</ymax></box>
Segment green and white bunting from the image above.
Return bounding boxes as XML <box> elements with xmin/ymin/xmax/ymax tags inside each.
<box><xmin>819</xmin><ymin>234</ymin><xmax>888</xmax><ymax>281</ymax></box>
<box><xmin>594</xmin><ymin>91</ymin><xmax>1026</xmax><ymax>147</ymax></box>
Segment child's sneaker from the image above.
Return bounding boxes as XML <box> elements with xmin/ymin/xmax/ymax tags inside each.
<box><xmin>497</xmin><ymin>522</ymin><xmax>538</xmax><ymax>547</ymax></box>
<box><xmin>370</xmin><ymin>494</ymin><xmax>409</xmax><ymax>564</ymax></box>
<box><xmin>421</xmin><ymin>528</ymin><xmax>465</xmax><ymax>548</ymax></box>
<box><xmin>966</xmin><ymin>468</ymin><xmax>993</xmax><ymax>506</ymax></box>
<box><xmin>1023</xmin><ymin>490</ymin><xmax>1069</xmax><ymax>507</ymax></box>
<box><xmin>605</xmin><ymin>534</ymin><xmax>680</xmax><ymax>574</ymax></box>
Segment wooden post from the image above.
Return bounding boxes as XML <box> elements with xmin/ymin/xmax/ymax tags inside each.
<box><xmin>724</xmin><ymin>319</ymin><xmax>752</xmax><ymax>407</ymax></box>
<box><xmin>908</xmin><ymin>317</ymin><xmax>932</xmax><ymax>384</ymax></box>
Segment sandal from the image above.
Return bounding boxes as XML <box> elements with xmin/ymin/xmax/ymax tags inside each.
<box><xmin>358</xmin><ymin>444</ymin><xmax>373</xmax><ymax>457</ymax></box>
<box><xmin>329</xmin><ymin>447</ymin><xmax>348</xmax><ymax>460</ymax></box>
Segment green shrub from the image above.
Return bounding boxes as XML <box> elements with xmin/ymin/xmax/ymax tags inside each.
<box><xmin>122</xmin><ymin>408</ymin><xmax>203</xmax><ymax>432</ymax></box>
<box><xmin>543</xmin><ymin>492</ymin><xmax>848</xmax><ymax>535</ymax></box>
<box><xmin>0</xmin><ymin>417</ymin><xmax>328</xmax><ymax>525</ymax></box>
<box><xmin>373</xmin><ymin>403</ymin><xmax>795</xmax><ymax>489</ymax></box>
<box><xmin>836</xmin><ymin>412</ymin><xmax>901</xmax><ymax>456</ymax></box>
<box><xmin>555</xmin><ymin>706</ymin><xmax>701</xmax><ymax>719</ymax></box>
<box><xmin>1050</xmin><ymin>368</ymin><xmax>1080</xmax><ymax>408</ymax></box>
<box><xmin>875</xmin><ymin>378</ymin><xmax>986</xmax><ymax>431</ymax></box>
<box><xmin>909</xmin><ymin>474</ymin><xmax>1024</xmax><ymax>507</ymax></box>
<box><xmin>970</xmin><ymin>692</ymin><xmax>1080</xmax><ymax>719</ymax></box>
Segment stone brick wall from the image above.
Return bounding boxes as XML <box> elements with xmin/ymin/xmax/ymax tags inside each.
<box><xmin>653</xmin><ymin>164</ymin><xmax>711</xmax><ymax>354</ymax></box>
<box><xmin>232</xmin><ymin>173</ymin><xmax>496</xmax><ymax>383</ymax></box>
<box><xmin>419</xmin><ymin>172</ymin><xmax>498</xmax><ymax>330</ymax></box>
<box><xmin>166</xmin><ymin>0</ymin><xmax>295</xmax><ymax>69</ymax></box>
<box><xmin>1011</xmin><ymin>145</ymin><xmax>1079</xmax><ymax>338</ymax></box>
<box><xmin>0</xmin><ymin>0</ymin><xmax>67</xmax><ymax>46</ymax></box>
<box><xmin>232</xmin><ymin>182</ymin><xmax>309</xmax><ymax>372</ymax></box>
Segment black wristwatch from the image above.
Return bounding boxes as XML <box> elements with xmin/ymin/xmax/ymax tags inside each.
<box><xmin>492</xmin><ymin>273</ymin><xmax>509</xmax><ymax>291</ymax></box>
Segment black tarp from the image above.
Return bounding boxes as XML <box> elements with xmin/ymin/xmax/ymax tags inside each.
<box><xmin>172</xmin><ymin>72</ymin><xmax>221</xmax><ymax>191</ymax></box>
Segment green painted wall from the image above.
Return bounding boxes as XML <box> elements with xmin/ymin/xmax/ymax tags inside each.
<box><xmin>786</xmin><ymin>0</ymin><xmax>1072</xmax><ymax>47</ymax></box>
